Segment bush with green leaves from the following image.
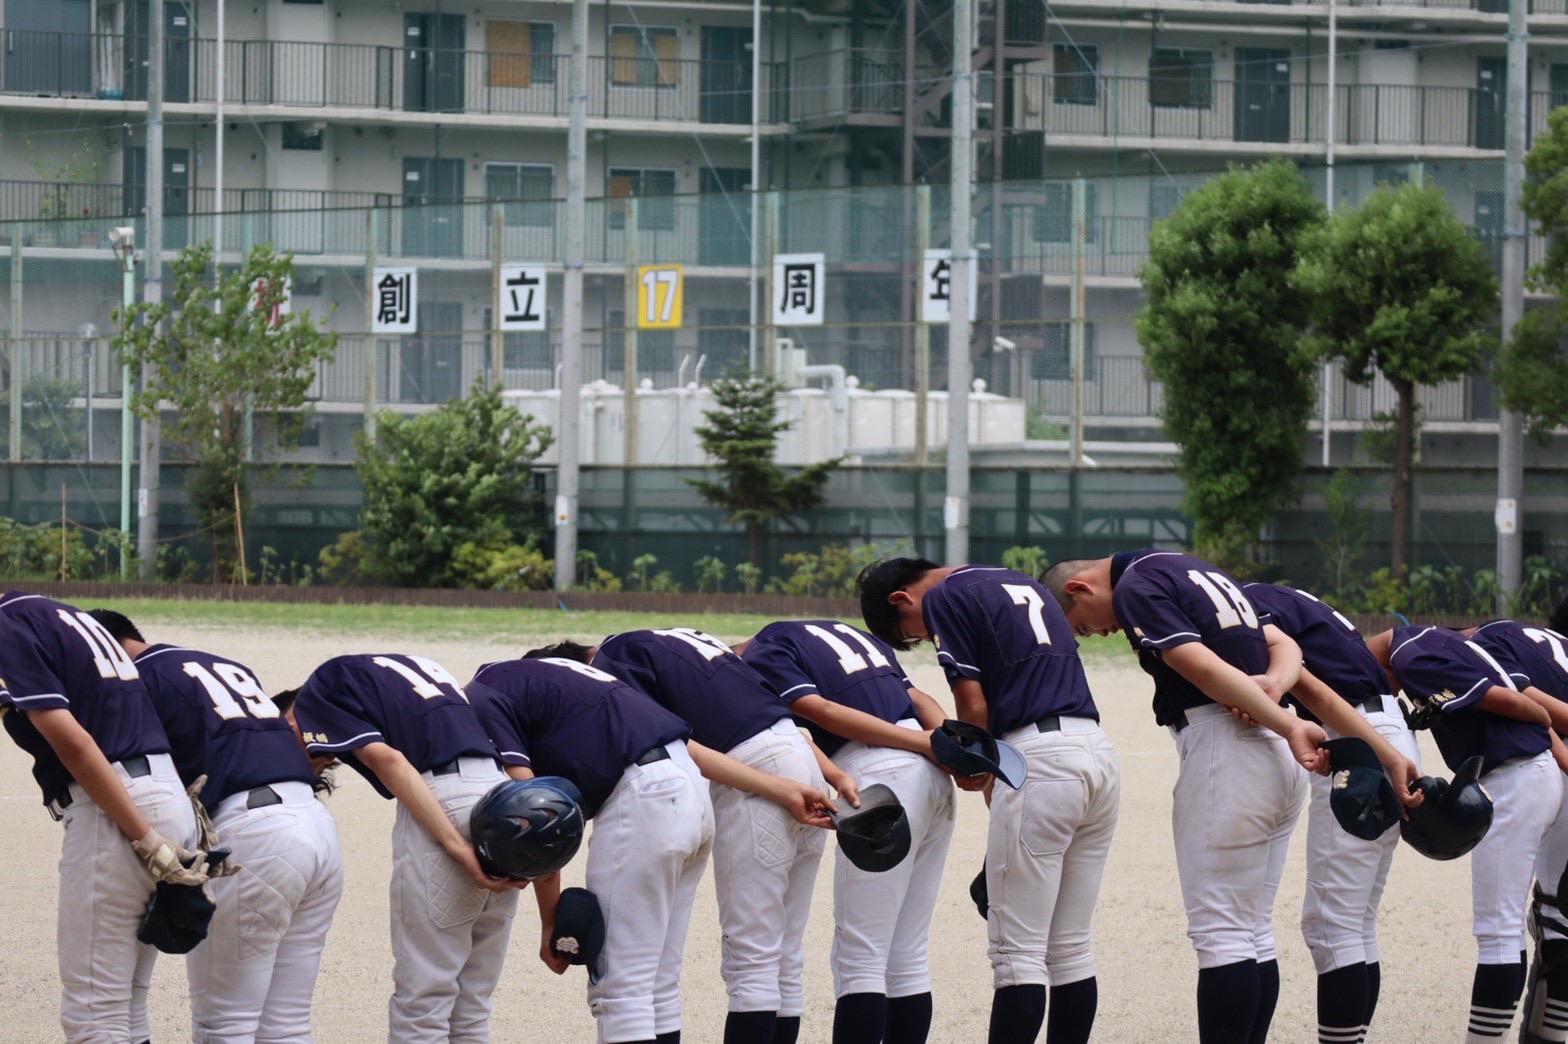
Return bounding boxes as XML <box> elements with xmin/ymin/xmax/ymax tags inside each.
<box><xmin>771</xmin><ymin>543</ymin><xmax>899</xmax><ymax>598</ymax></box>
<box><xmin>1000</xmin><ymin>546</ymin><xmax>1050</xmax><ymax>578</ymax></box>
<box><xmin>735</xmin><ymin>562</ymin><xmax>763</xmax><ymax>596</ymax></box>
<box><xmin>451</xmin><ymin>535</ymin><xmax>554</xmax><ymax>591</ymax></box>
<box><xmin>625</xmin><ymin>553</ymin><xmax>679</xmax><ymax>593</ymax></box>
<box><xmin>693</xmin><ymin>556</ymin><xmax>728</xmax><ymax>594</ymax></box>
<box><xmin>0</xmin><ymin>517</ymin><xmax>97</xmax><ymax>579</ymax></box>
<box><xmin>574</xmin><ymin>550</ymin><xmax>623</xmax><ymax>592</ymax></box>
<box><xmin>354</xmin><ymin>380</ymin><xmax>554</xmax><ymax>588</ymax></box>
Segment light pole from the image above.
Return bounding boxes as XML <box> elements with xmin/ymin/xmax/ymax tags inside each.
<box><xmin>109</xmin><ymin>225</ymin><xmax>136</xmax><ymax>577</ymax></box>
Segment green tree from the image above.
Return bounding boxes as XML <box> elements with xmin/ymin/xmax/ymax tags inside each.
<box><xmin>1498</xmin><ymin>105</ymin><xmax>1568</xmax><ymax>440</ymax></box>
<box><xmin>353</xmin><ymin>379</ymin><xmax>553</xmax><ymax>587</ymax></box>
<box><xmin>113</xmin><ymin>242</ymin><xmax>338</xmax><ymax>580</ymax></box>
<box><xmin>1294</xmin><ymin>183</ymin><xmax>1498</xmax><ymax>580</ymax></box>
<box><xmin>1137</xmin><ymin>160</ymin><xmax>1324</xmax><ymax>568</ymax></box>
<box><xmin>688</xmin><ymin>373</ymin><xmax>841</xmax><ymax>569</ymax></box>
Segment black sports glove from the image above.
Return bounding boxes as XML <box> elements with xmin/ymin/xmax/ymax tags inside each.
<box><xmin>1400</xmin><ymin>696</ymin><xmax>1441</xmax><ymax>732</ymax></box>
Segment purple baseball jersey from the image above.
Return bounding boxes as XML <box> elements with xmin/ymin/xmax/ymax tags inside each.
<box><xmin>467</xmin><ymin>656</ymin><xmax>691</xmax><ymax>817</ymax></box>
<box><xmin>1243</xmin><ymin>583</ymin><xmax>1389</xmax><ymax>717</ymax></box>
<box><xmin>133</xmin><ymin>643</ymin><xmax>313</xmax><ymax>811</ymax></box>
<box><xmin>592</xmin><ymin>629</ymin><xmax>789</xmax><ymax>753</ymax></box>
<box><xmin>742</xmin><ymin>620</ymin><xmax>917</xmax><ymax>756</ymax></box>
<box><xmin>0</xmin><ymin>592</ymin><xmax>169</xmax><ymax>806</ymax></box>
<box><xmin>1388</xmin><ymin>624</ymin><xmax>1550</xmax><ymax>774</ymax></box>
<box><xmin>1470</xmin><ymin>620</ymin><xmax>1568</xmax><ymax>703</ymax></box>
<box><xmin>1110</xmin><ymin>550</ymin><xmax>1270</xmax><ymax>727</ymax></box>
<box><xmin>292</xmin><ymin>653</ymin><xmax>499</xmax><ymax>799</ymax></box>
<box><xmin>921</xmin><ymin>566</ymin><xmax>1097</xmax><ymax>735</ymax></box>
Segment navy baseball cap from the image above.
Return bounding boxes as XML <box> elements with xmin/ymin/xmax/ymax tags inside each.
<box><xmin>551</xmin><ymin>887</ymin><xmax>606</xmax><ymax>984</ymax></box>
<box><xmin>931</xmin><ymin>720</ymin><xmax>1028</xmax><ymax>790</ymax></box>
<box><xmin>1322</xmin><ymin>737</ymin><xmax>1401</xmax><ymax>841</ymax></box>
<box><xmin>829</xmin><ymin>784</ymin><xmax>913</xmax><ymax>873</ymax></box>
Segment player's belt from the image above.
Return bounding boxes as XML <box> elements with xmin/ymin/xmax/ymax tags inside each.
<box><xmin>632</xmin><ymin>744</ymin><xmax>672</xmax><ymax>767</ymax></box>
<box><xmin>429</xmin><ymin>755</ymin><xmax>500</xmax><ymax>776</ymax></box>
<box><xmin>48</xmin><ymin>755</ymin><xmax>153</xmax><ymax>819</ymax></box>
<box><xmin>245</xmin><ymin>785</ymin><xmax>283</xmax><ymax>810</ymax></box>
<box><xmin>1030</xmin><ymin>715</ymin><xmax>1062</xmax><ymax>734</ymax></box>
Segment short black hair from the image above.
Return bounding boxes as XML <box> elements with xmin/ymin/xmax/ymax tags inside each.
<box><xmin>86</xmin><ymin>608</ymin><xmax>143</xmax><ymax>644</ymax></box>
<box><xmin>524</xmin><ymin>641</ymin><xmax>594</xmax><ymax>663</ymax></box>
<box><xmin>1038</xmin><ymin>559</ymin><xmax>1097</xmax><ymax>611</ymax></box>
<box><xmin>1551</xmin><ymin>594</ymin><xmax>1568</xmax><ymax>637</ymax></box>
<box><xmin>272</xmin><ymin>688</ymin><xmax>300</xmax><ymax>714</ymax></box>
<box><xmin>856</xmin><ymin>557</ymin><xmax>939</xmax><ymax>649</ymax></box>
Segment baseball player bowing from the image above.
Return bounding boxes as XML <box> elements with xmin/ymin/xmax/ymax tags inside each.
<box><xmin>1042</xmin><ymin>553</ymin><xmax>1328</xmax><ymax>1044</ymax></box>
<box><xmin>860</xmin><ymin>561</ymin><xmax>1120</xmax><ymax>1044</ymax></box>
<box><xmin>740</xmin><ymin>619</ymin><xmax>957</xmax><ymax>1044</ymax></box>
<box><xmin>0</xmin><ymin>593</ymin><xmax>208</xmax><ymax>1044</ymax></box>
<box><xmin>1461</xmin><ymin>618</ymin><xmax>1568</xmax><ymax>1044</ymax></box>
<box><xmin>1238</xmin><ymin>584</ymin><xmax>1422</xmax><ymax>1044</ymax></box>
<box><xmin>1366</xmin><ymin>624</ymin><xmax>1566</xmax><ymax>1044</ymax></box>
<box><xmin>281</xmin><ymin>653</ymin><xmax>519</xmax><ymax>1044</ymax></box>
<box><xmin>470</xmin><ymin>650</ymin><xmax>831</xmax><ymax>1044</ymax></box>
<box><xmin>558</xmin><ymin>629</ymin><xmax>844</xmax><ymax>1044</ymax></box>
<box><xmin>90</xmin><ymin>609</ymin><xmax>344</xmax><ymax>1044</ymax></box>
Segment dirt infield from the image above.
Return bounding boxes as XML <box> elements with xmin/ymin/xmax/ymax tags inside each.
<box><xmin>0</xmin><ymin>620</ymin><xmax>1484</xmax><ymax>1042</ymax></box>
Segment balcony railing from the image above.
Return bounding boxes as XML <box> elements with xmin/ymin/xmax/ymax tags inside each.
<box><xmin>790</xmin><ymin>50</ymin><xmax>905</xmax><ymax>123</ymax></box>
<box><xmin>0</xmin><ymin>31</ymin><xmax>781</xmax><ymax>126</ymax></box>
<box><xmin>1011</xmin><ymin>74</ymin><xmax>1513</xmax><ymax>150</ymax></box>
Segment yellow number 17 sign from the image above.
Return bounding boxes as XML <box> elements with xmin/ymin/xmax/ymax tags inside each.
<box><xmin>636</xmin><ymin>264</ymin><xmax>683</xmax><ymax>329</ymax></box>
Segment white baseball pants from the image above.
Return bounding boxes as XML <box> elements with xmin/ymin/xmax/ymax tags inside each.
<box><xmin>987</xmin><ymin>716</ymin><xmax>1120</xmax><ymax>988</ymax></box>
<box><xmin>1171</xmin><ymin>703</ymin><xmax>1306</xmax><ymax>969</ymax></box>
<box><xmin>710</xmin><ymin>719</ymin><xmax>827</xmax><ymax>1016</ymax></box>
<box><xmin>587</xmin><ymin>741</ymin><xmax>715</xmax><ymax>1043</ymax></box>
<box><xmin>828</xmin><ymin>722</ymin><xmax>956</xmax><ymax>999</ymax></box>
<box><xmin>1473</xmin><ymin>751</ymin><xmax>1561</xmax><ymax>962</ymax></box>
<box><xmin>58</xmin><ymin>753</ymin><xmax>197</xmax><ymax>1044</ymax></box>
<box><xmin>389</xmin><ymin>756</ymin><xmax>518</xmax><ymax>1044</ymax></box>
<box><xmin>1300</xmin><ymin>698</ymin><xmax>1421</xmax><ymax>973</ymax></box>
<box><xmin>1534</xmin><ymin>771</ymin><xmax>1568</xmax><ymax>944</ymax></box>
<box><xmin>188</xmin><ymin>781</ymin><xmax>345</xmax><ymax>1043</ymax></box>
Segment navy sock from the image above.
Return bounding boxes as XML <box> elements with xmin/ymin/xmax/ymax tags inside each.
<box><xmin>1198</xmin><ymin>960</ymin><xmax>1260</xmax><ymax>1044</ymax></box>
<box><xmin>655</xmin><ymin>1033</ymin><xmax>681</xmax><ymax>1044</ymax></box>
<box><xmin>1250</xmin><ymin>959</ymin><xmax>1280</xmax><ymax>1044</ymax></box>
<box><xmin>724</xmin><ymin>1012</ymin><xmax>775</xmax><ymax>1044</ymax></box>
<box><xmin>1364</xmin><ymin>961</ymin><xmax>1381</xmax><ymax>1029</ymax></box>
<box><xmin>835</xmin><ymin>993</ymin><xmax>888</xmax><ymax>1044</ymax></box>
<box><xmin>989</xmin><ymin>983</ymin><xmax>1047</xmax><ymax>1043</ymax></box>
<box><xmin>1467</xmin><ymin>961</ymin><xmax>1525</xmax><ymax>1041</ymax></box>
<box><xmin>886</xmin><ymin>992</ymin><xmax>933</xmax><ymax>1044</ymax></box>
<box><xmin>772</xmin><ymin>1015</ymin><xmax>801</xmax><ymax>1044</ymax></box>
<box><xmin>1046</xmin><ymin>978</ymin><xmax>1097</xmax><ymax>1044</ymax></box>
<box><xmin>1316</xmin><ymin>963</ymin><xmax>1368</xmax><ymax>1043</ymax></box>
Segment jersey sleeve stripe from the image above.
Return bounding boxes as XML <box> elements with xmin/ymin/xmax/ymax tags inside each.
<box><xmin>306</xmin><ymin>730</ymin><xmax>384</xmax><ymax>752</ymax></box>
<box><xmin>497</xmin><ymin>749</ymin><xmax>532</xmax><ymax>764</ymax></box>
<box><xmin>776</xmin><ymin>683</ymin><xmax>817</xmax><ymax>697</ymax></box>
<box><xmin>1138</xmin><ymin>630</ymin><xmax>1202</xmax><ymax>647</ymax></box>
<box><xmin>3</xmin><ymin>691</ymin><xmax>68</xmax><ymax>705</ymax></box>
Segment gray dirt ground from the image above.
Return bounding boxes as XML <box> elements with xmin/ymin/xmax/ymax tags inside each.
<box><xmin>0</xmin><ymin>623</ymin><xmax>1483</xmax><ymax>1042</ymax></box>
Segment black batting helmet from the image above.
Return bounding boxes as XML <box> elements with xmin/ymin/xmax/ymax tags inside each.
<box><xmin>470</xmin><ymin>776</ymin><xmax>586</xmax><ymax>880</ymax></box>
<box><xmin>1400</xmin><ymin>756</ymin><xmax>1494</xmax><ymax>861</ymax></box>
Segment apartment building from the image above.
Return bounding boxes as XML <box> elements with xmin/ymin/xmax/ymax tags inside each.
<box><xmin>0</xmin><ymin>0</ymin><xmax>1562</xmax><ymax>462</ymax></box>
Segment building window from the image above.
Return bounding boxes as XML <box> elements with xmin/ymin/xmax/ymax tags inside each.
<box><xmin>1149</xmin><ymin>183</ymin><xmax>1186</xmax><ymax>221</ymax></box>
<box><xmin>610</xmin><ymin>25</ymin><xmax>679</xmax><ymax>88</ymax></box>
<box><xmin>487</xmin><ymin>21</ymin><xmax>556</xmax><ymax>87</ymax></box>
<box><xmin>281</xmin><ymin>122</ymin><xmax>323</xmax><ymax>150</ymax></box>
<box><xmin>1032</xmin><ymin>322</ymin><xmax>1097</xmax><ymax>381</ymax></box>
<box><xmin>485</xmin><ymin>163</ymin><xmax>554</xmax><ymax>227</ymax></box>
<box><xmin>482</xmin><ymin>308</ymin><xmax>555</xmax><ymax>368</ymax></box>
<box><xmin>1033</xmin><ymin>182</ymin><xmax>1098</xmax><ymax>244</ymax></box>
<box><xmin>608</xmin><ymin>167</ymin><xmax>676</xmax><ymax>231</ymax></box>
<box><xmin>1053</xmin><ymin>44</ymin><xmax>1097</xmax><ymax>106</ymax></box>
<box><xmin>605</xmin><ymin>309</ymin><xmax>676</xmax><ymax>374</ymax></box>
<box><xmin>1150</xmin><ymin>48</ymin><xmax>1212</xmax><ymax>109</ymax></box>
<box><xmin>698</xmin><ymin>308</ymin><xmax>749</xmax><ymax>376</ymax></box>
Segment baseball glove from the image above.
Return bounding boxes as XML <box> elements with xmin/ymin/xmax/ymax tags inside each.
<box><xmin>185</xmin><ymin>776</ymin><xmax>241</xmax><ymax>879</ymax></box>
<box><xmin>1399</xmin><ymin>696</ymin><xmax>1441</xmax><ymax>732</ymax></box>
<box><xmin>136</xmin><ymin>848</ymin><xmax>230</xmax><ymax>954</ymax></box>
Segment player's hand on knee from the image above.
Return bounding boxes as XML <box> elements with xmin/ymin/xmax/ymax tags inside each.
<box><xmin>132</xmin><ymin>829</ymin><xmax>210</xmax><ymax>887</ymax></box>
